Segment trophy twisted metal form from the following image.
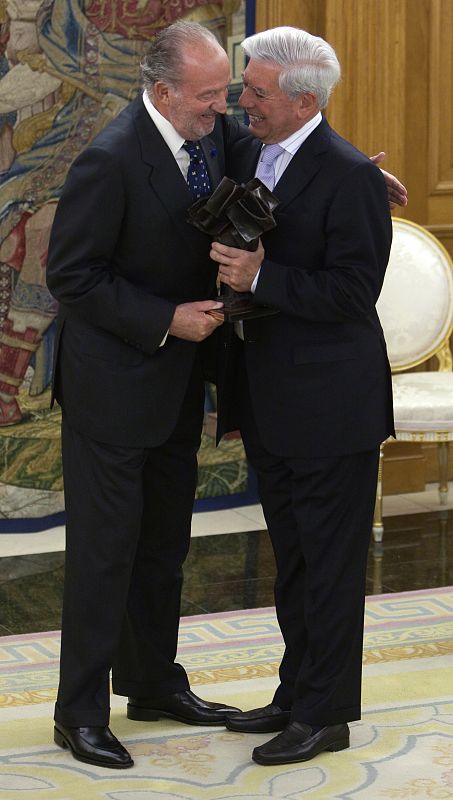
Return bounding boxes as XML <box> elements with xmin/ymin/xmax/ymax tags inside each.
<box><xmin>187</xmin><ymin>176</ymin><xmax>280</xmax><ymax>322</ymax></box>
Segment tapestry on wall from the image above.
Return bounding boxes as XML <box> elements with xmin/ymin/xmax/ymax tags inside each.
<box><xmin>0</xmin><ymin>0</ymin><xmax>253</xmax><ymax>530</ymax></box>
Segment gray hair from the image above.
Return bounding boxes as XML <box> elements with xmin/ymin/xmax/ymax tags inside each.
<box><xmin>241</xmin><ymin>26</ymin><xmax>341</xmax><ymax>109</ymax></box>
<box><xmin>141</xmin><ymin>21</ymin><xmax>222</xmax><ymax>95</ymax></box>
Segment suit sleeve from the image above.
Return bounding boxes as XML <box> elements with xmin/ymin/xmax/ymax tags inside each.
<box><xmin>46</xmin><ymin>145</ymin><xmax>176</xmax><ymax>354</ymax></box>
<box><xmin>254</xmin><ymin>160</ymin><xmax>392</xmax><ymax>322</ymax></box>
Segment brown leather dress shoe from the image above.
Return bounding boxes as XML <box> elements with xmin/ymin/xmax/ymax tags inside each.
<box><xmin>127</xmin><ymin>689</ymin><xmax>241</xmax><ymax>726</ymax></box>
<box><xmin>252</xmin><ymin>722</ymin><xmax>350</xmax><ymax>765</ymax></box>
<box><xmin>225</xmin><ymin>703</ymin><xmax>291</xmax><ymax>733</ymax></box>
<box><xmin>54</xmin><ymin>723</ymin><xmax>133</xmax><ymax>768</ymax></box>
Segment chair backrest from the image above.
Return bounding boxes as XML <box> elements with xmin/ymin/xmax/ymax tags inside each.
<box><xmin>376</xmin><ymin>218</ymin><xmax>453</xmax><ymax>372</ymax></box>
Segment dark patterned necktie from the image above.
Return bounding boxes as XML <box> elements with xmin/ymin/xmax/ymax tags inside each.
<box><xmin>183</xmin><ymin>140</ymin><xmax>211</xmax><ymax>199</ymax></box>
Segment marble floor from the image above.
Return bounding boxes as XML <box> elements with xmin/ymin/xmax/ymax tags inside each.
<box><xmin>0</xmin><ymin>484</ymin><xmax>452</xmax><ymax>636</ymax></box>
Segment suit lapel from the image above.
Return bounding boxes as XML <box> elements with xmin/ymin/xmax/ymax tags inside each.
<box><xmin>272</xmin><ymin>117</ymin><xmax>331</xmax><ymax>210</ymax></box>
<box><xmin>132</xmin><ymin>98</ymin><xmax>205</xmax><ymax>244</ymax></box>
<box><xmin>200</xmin><ymin>135</ymin><xmax>222</xmax><ymax>189</ymax></box>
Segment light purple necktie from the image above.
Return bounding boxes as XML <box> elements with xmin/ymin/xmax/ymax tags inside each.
<box><xmin>255</xmin><ymin>143</ymin><xmax>285</xmax><ymax>190</ymax></box>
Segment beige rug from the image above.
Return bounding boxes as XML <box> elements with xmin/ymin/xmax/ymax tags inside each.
<box><xmin>1</xmin><ymin>587</ymin><xmax>453</xmax><ymax>799</ymax></box>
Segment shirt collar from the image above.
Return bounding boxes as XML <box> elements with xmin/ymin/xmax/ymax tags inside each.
<box><xmin>277</xmin><ymin>111</ymin><xmax>323</xmax><ymax>155</ymax></box>
<box><xmin>142</xmin><ymin>90</ymin><xmax>185</xmax><ymax>157</ymax></box>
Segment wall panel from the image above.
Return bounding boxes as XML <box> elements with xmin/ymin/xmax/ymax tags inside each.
<box><xmin>255</xmin><ymin>0</ymin><xmax>322</xmax><ymax>32</ymax></box>
<box><xmin>324</xmin><ymin>0</ymin><xmax>406</xmax><ymax>186</ymax></box>
<box><xmin>426</xmin><ymin>0</ymin><xmax>453</xmax><ymax>252</ymax></box>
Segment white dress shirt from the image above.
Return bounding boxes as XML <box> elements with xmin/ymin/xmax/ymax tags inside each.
<box><xmin>265</xmin><ymin>112</ymin><xmax>323</xmax><ymax>188</ymax></box>
<box><xmin>250</xmin><ymin>111</ymin><xmax>323</xmax><ymax>294</ymax></box>
<box><xmin>142</xmin><ymin>90</ymin><xmax>190</xmax><ymax>178</ymax></box>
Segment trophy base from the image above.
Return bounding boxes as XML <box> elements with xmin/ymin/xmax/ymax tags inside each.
<box><xmin>221</xmin><ymin>300</ymin><xmax>279</xmax><ymax>323</ymax></box>
<box><xmin>213</xmin><ymin>287</ymin><xmax>278</xmax><ymax>322</ymax></box>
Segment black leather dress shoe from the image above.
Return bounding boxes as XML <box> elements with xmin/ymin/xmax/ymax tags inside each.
<box><xmin>225</xmin><ymin>703</ymin><xmax>291</xmax><ymax>733</ymax></box>
<box><xmin>54</xmin><ymin>723</ymin><xmax>133</xmax><ymax>768</ymax></box>
<box><xmin>252</xmin><ymin>722</ymin><xmax>350</xmax><ymax>765</ymax></box>
<box><xmin>127</xmin><ymin>690</ymin><xmax>241</xmax><ymax>726</ymax></box>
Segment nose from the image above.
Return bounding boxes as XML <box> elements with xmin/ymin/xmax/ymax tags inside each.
<box><xmin>213</xmin><ymin>98</ymin><xmax>227</xmax><ymax>114</ymax></box>
<box><xmin>212</xmin><ymin>91</ymin><xmax>228</xmax><ymax>114</ymax></box>
<box><xmin>238</xmin><ymin>86</ymin><xmax>252</xmax><ymax>109</ymax></box>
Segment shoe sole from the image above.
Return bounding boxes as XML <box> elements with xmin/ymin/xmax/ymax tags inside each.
<box><xmin>127</xmin><ymin>705</ymin><xmax>227</xmax><ymax>726</ymax></box>
<box><xmin>252</xmin><ymin>737</ymin><xmax>350</xmax><ymax>765</ymax></box>
<box><xmin>54</xmin><ymin>727</ymin><xmax>134</xmax><ymax>769</ymax></box>
<box><xmin>225</xmin><ymin>718</ymin><xmax>289</xmax><ymax>734</ymax></box>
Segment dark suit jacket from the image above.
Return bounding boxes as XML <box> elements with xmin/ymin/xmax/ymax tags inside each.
<box><xmin>47</xmin><ymin>96</ymin><xmax>247</xmax><ymax>447</ymax></box>
<box><xmin>218</xmin><ymin>117</ymin><xmax>395</xmax><ymax>458</ymax></box>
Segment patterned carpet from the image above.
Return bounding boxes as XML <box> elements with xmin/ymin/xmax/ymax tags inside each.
<box><xmin>1</xmin><ymin>587</ymin><xmax>453</xmax><ymax>799</ymax></box>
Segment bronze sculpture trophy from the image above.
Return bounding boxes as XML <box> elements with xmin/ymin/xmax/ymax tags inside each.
<box><xmin>187</xmin><ymin>176</ymin><xmax>279</xmax><ymax>322</ymax></box>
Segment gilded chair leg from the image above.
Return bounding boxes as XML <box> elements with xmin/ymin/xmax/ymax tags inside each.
<box><xmin>372</xmin><ymin>445</ymin><xmax>384</xmax><ymax>543</ymax></box>
<box><xmin>438</xmin><ymin>509</ymin><xmax>448</xmax><ymax>585</ymax></box>
<box><xmin>372</xmin><ymin>540</ymin><xmax>383</xmax><ymax>594</ymax></box>
<box><xmin>437</xmin><ymin>441</ymin><xmax>449</xmax><ymax>505</ymax></box>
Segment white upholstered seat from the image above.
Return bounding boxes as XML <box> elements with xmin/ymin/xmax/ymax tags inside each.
<box><xmin>373</xmin><ymin>218</ymin><xmax>453</xmax><ymax>541</ymax></box>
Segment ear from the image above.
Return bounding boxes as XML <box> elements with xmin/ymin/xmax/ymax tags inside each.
<box><xmin>297</xmin><ymin>92</ymin><xmax>318</xmax><ymax>120</ymax></box>
<box><xmin>153</xmin><ymin>80</ymin><xmax>171</xmax><ymax>107</ymax></box>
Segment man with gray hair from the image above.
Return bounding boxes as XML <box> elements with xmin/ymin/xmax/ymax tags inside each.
<box><xmin>46</xmin><ymin>20</ymin><xmax>247</xmax><ymax>770</ymax></box>
<box><xmin>211</xmin><ymin>27</ymin><xmax>395</xmax><ymax>765</ymax></box>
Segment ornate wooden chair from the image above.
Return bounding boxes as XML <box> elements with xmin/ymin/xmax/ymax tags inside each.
<box><xmin>373</xmin><ymin>218</ymin><xmax>453</xmax><ymax>542</ymax></box>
